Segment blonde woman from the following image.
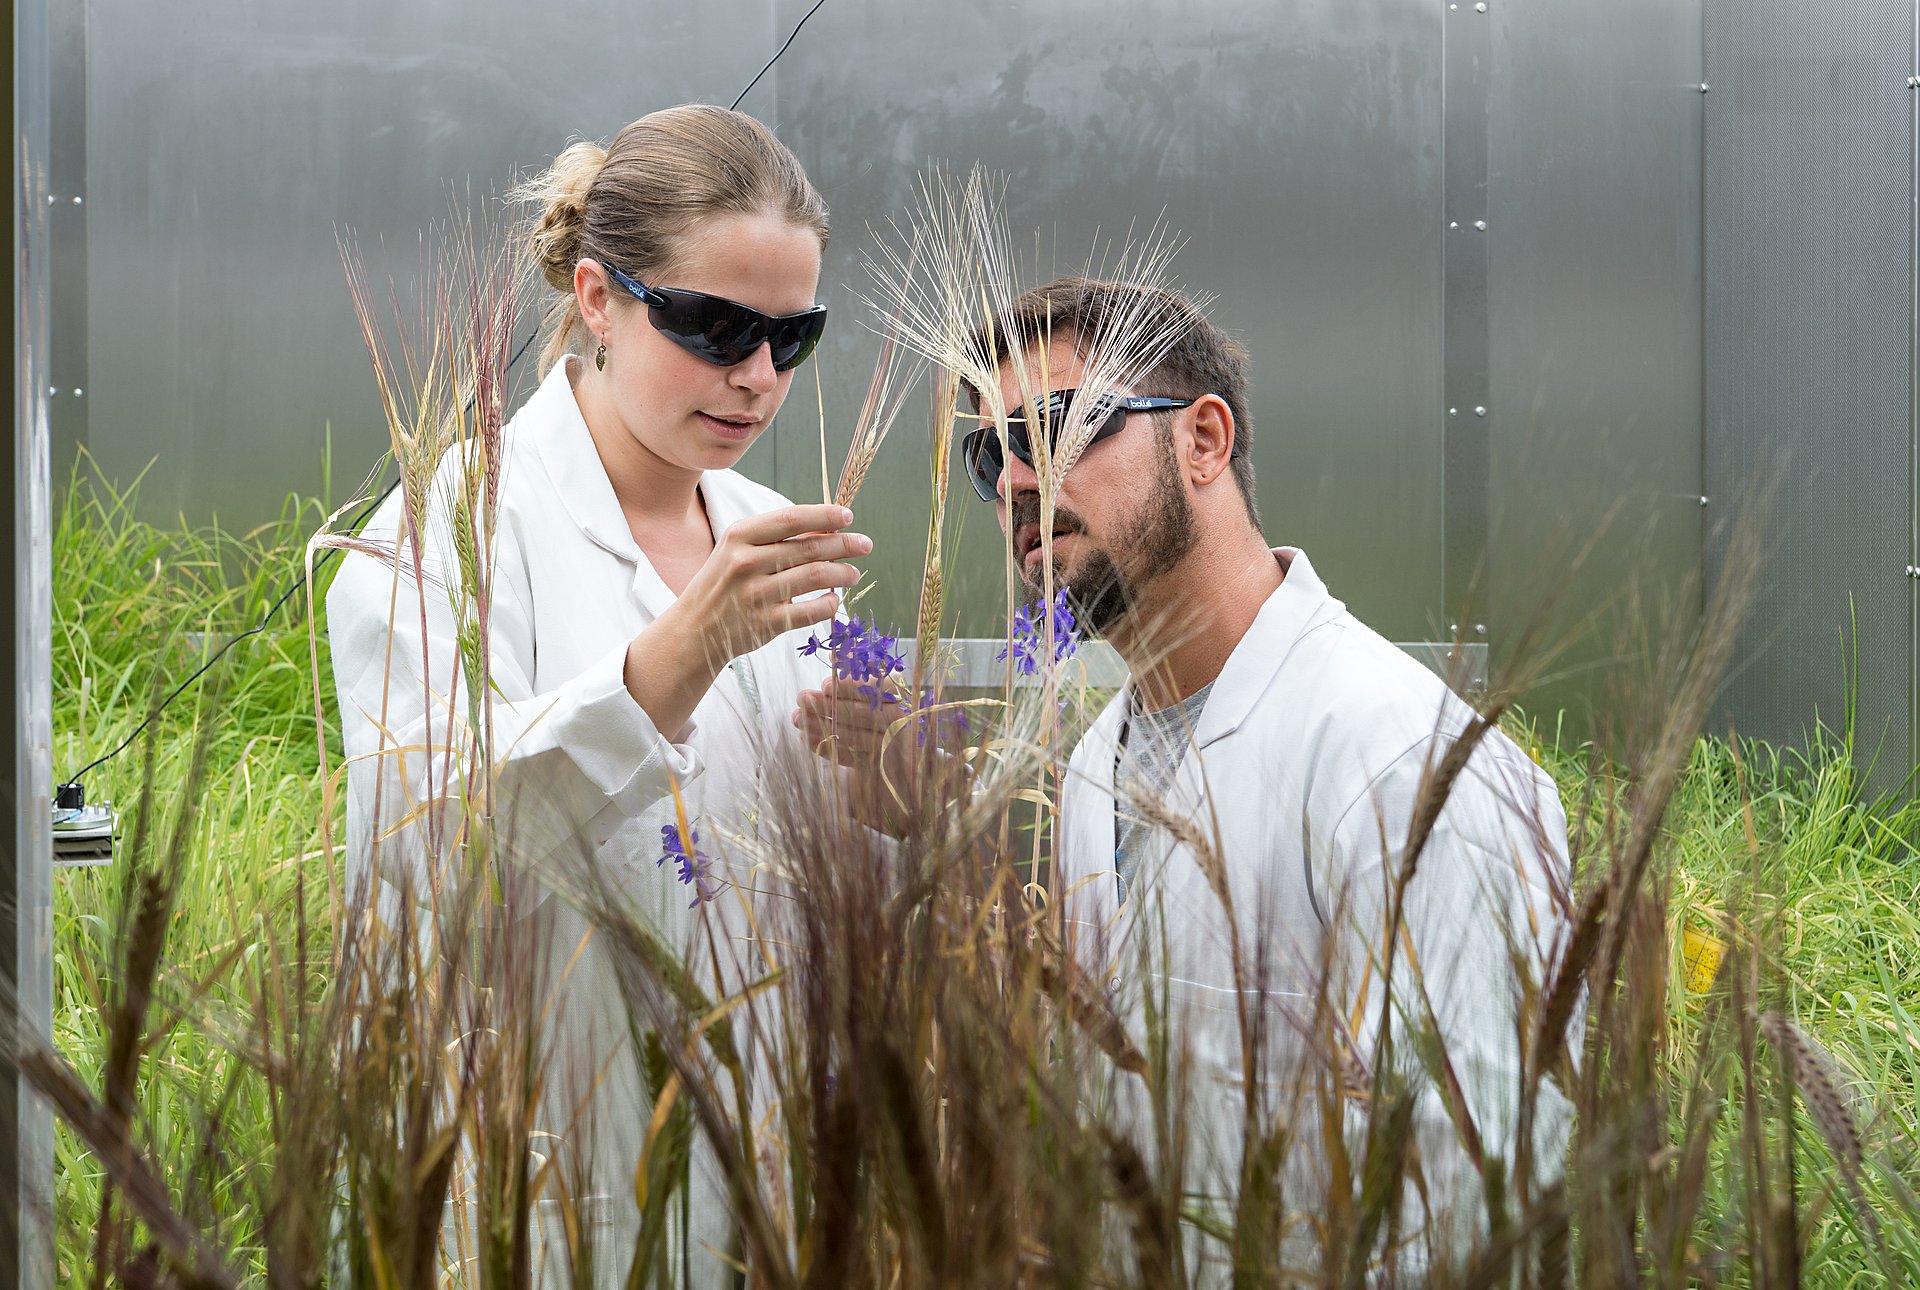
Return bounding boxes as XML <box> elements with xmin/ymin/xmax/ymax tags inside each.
<box><xmin>327</xmin><ymin>105</ymin><xmax>859</xmax><ymax>1284</ymax></box>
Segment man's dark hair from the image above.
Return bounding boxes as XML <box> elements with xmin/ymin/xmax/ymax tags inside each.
<box><xmin>964</xmin><ymin>276</ymin><xmax>1259</xmax><ymax>529</ymax></box>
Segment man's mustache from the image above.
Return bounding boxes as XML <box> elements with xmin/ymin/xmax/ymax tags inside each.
<box><xmin>1007</xmin><ymin>497</ymin><xmax>1088</xmax><ymax>537</ymax></box>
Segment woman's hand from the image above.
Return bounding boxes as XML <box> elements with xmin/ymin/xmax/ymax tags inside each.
<box><xmin>627</xmin><ymin>504</ymin><xmax>868</xmax><ymax>738</ymax></box>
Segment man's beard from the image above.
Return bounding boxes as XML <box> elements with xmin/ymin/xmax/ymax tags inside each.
<box><xmin>1013</xmin><ymin>435</ymin><xmax>1196</xmax><ymax>638</ymax></box>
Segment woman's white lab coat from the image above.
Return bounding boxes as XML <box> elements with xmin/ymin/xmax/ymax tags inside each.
<box><xmin>1054</xmin><ymin>548</ymin><xmax>1574</xmax><ymax>1277</ymax></box>
<box><xmin>327</xmin><ymin>354</ymin><xmax>828</xmax><ymax>1285</ymax></box>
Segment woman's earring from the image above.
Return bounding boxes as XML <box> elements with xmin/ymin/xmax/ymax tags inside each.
<box><xmin>594</xmin><ymin>339</ymin><xmax>607</xmax><ymax>371</ymax></box>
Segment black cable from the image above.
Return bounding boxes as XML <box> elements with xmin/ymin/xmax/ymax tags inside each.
<box><xmin>58</xmin><ymin>2</ymin><xmax>831</xmax><ymax>804</ymax></box>
<box><xmin>730</xmin><ymin>0</ymin><xmax>829</xmax><ymax>111</ymax></box>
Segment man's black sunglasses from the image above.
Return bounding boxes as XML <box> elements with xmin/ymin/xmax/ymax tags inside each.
<box><xmin>602</xmin><ymin>261</ymin><xmax>828</xmax><ymax>372</ymax></box>
<box><xmin>961</xmin><ymin>388</ymin><xmax>1203</xmax><ymax>502</ymax></box>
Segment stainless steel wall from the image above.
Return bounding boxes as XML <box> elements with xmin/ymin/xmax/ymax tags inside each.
<box><xmin>66</xmin><ymin>0</ymin><xmax>782</xmax><ymax>522</ymax></box>
<box><xmin>1488</xmin><ymin>0</ymin><xmax>1708</xmax><ymax>720</ymax></box>
<box><xmin>770</xmin><ymin>0</ymin><xmax>1446</xmax><ymax>638</ymax></box>
<box><xmin>1703</xmin><ymin>0</ymin><xmax>1917</xmax><ymax>791</ymax></box>
<box><xmin>58</xmin><ymin>0</ymin><xmax>1707</xmax><ymax>678</ymax></box>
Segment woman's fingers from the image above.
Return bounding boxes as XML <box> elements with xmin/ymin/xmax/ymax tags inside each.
<box><xmin>772</xmin><ymin>560</ymin><xmax>862</xmax><ymax>603</ymax></box>
<box><xmin>776</xmin><ymin>592</ymin><xmax>841</xmax><ymax>634</ymax></box>
<box><xmin>727</xmin><ymin>504</ymin><xmax>854</xmax><ymax>548</ymax></box>
<box><xmin>769</xmin><ymin>529</ymin><xmax>871</xmax><ymax>571</ymax></box>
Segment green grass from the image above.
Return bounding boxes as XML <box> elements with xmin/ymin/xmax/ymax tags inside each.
<box><xmin>50</xmin><ymin>459</ymin><xmax>341</xmax><ymax>1284</ymax></box>
<box><xmin>44</xmin><ymin>465</ymin><xmax>1920</xmax><ymax>1285</ymax></box>
<box><xmin>1527</xmin><ymin>722</ymin><xmax>1920</xmax><ymax>1281</ymax></box>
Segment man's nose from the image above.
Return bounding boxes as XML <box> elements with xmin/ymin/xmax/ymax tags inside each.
<box><xmin>728</xmin><ymin>341</ymin><xmax>780</xmax><ymax>394</ymax></box>
<box><xmin>998</xmin><ymin>449</ymin><xmax>1040</xmax><ymax>502</ymax></box>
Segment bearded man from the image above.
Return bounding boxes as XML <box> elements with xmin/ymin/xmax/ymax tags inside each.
<box><xmin>964</xmin><ymin>277</ymin><xmax>1575</xmax><ymax>1274</ymax></box>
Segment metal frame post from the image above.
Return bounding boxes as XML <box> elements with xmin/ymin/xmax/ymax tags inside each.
<box><xmin>1442</xmin><ymin>0</ymin><xmax>1493</xmax><ymax>645</ymax></box>
<box><xmin>8</xmin><ymin>0</ymin><xmax>57</xmax><ymax>1281</ymax></box>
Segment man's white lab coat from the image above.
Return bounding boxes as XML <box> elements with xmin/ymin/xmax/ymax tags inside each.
<box><xmin>1056</xmin><ymin>548</ymin><xmax>1574</xmax><ymax>1275</ymax></box>
<box><xmin>327</xmin><ymin>355</ymin><xmax>829</xmax><ymax>1285</ymax></box>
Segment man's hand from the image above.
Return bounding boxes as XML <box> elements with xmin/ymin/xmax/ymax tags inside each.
<box><xmin>793</xmin><ymin>677</ymin><xmax>971</xmax><ymax>836</ymax></box>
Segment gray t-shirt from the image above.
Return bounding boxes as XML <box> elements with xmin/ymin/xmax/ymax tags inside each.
<box><xmin>1113</xmin><ymin>681</ymin><xmax>1215</xmax><ymax>902</ymax></box>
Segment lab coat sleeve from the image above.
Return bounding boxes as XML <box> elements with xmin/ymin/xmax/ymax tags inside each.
<box><xmin>1319</xmin><ymin>732</ymin><xmax>1572</xmax><ymax>1235</ymax></box>
<box><xmin>326</xmin><ymin>496</ymin><xmax>700</xmax><ymax>901</ymax></box>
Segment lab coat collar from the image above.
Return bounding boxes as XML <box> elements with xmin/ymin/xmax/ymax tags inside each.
<box><xmin>1122</xmin><ymin>546</ymin><xmax>1340</xmax><ymax>752</ymax></box>
<box><xmin>1191</xmin><ymin>547</ymin><xmax>1338</xmax><ymax>748</ymax></box>
<box><xmin>528</xmin><ymin>356</ymin><xmax>642</xmax><ymax>563</ymax></box>
<box><xmin>525</xmin><ymin>355</ymin><xmax>765</xmax><ymax>597</ymax></box>
<box><xmin>1069</xmin><ymin>548</ymin><xmax>1339</xmax><ymax>928</ymax></box>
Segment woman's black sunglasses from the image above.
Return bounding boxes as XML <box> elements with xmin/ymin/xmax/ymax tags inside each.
<box><xmin>961</xmin><ymin>389</ymin><xmax>1198</xmax><ymax>501</ymax></box>
<box><xmin>602</xmin><ymin>261</ymin><xmax>828</xmax><ymax>372</ymax></box>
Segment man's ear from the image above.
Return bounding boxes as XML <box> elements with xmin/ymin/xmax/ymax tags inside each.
<box><xmin>1184</xmin><ymin>394</ymin><xmax>1237</xmax><ymax>485</ymax></box>
<box><xmin>574</xmin><ymin>259</ymin><xmax>615</xmax><ymax>341</ymax></box>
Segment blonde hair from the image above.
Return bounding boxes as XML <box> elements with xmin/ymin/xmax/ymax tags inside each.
<box><xmin>518</xmin><ymin>105</ymin><xmax>830</xmax><ymax>374</ymax></box>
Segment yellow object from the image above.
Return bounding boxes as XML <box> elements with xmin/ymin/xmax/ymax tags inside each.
<box><xmin>1680</xmin><ymin>925</ymin><xmax>1725</xmax><ymax>994</ymax></box>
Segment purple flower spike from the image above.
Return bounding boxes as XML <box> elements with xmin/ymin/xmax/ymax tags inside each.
<box><xmin>1000</xmin><ymin>590</ymin><xmax>1080</xmax><ymax>677</ymax></box>
<box><xmin>911</xmin><ymin>689</ymin><xmax>972</xmax><ymax>748</ymax></box>
<box><xmin>799</xmin><ymin>615</ymin><xmax>971</xmax><ymax>749</ymax></box>
<box><xmin>659</xmin><ymin>823</ymin><xmax>718</xmax><ymax>907</ymax></box>
<box><xmin>801</xmin><ymin>615</ymin><xmax>908</xmax><ymax>707</ymax></box>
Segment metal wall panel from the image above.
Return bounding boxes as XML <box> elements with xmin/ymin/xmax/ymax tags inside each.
<box><xmin>760</xmin><ymin>0</ymin><xmax>1443</xmax><ymax>641</ymax></box>
<box><xmin>65</xmin><ymin>0</ymin><xmax>1720</xmax><ymax>687</ymax></box>
<box><xmin>768</xmin><ymin>0</ymin><xmax>1446</xmax><ymax>638</ymax></box>
<box><xmin>74</xmin><ymin>0</ymin><xmax>778</xmax><ymax>518</ymax></box>
<box><xmin>72</xmin><ymin>0</ymin><xmax>1447</xmax><ymax>643</ymax></box>
<box><xmin>1488</xmin><ymin>0</ymin><xmax>1707</xmax><ymax>720</ymax></box>
<box><xmin>1704</xmin><ymin>0</ymin><xmax>1914</xmax><ymax>789</ymax></box>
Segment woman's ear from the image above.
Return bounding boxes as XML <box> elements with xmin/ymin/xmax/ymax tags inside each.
<box><xmin>574</xmin><ymin>258</ymin><xmax>615</xmax><ymax>341</ymax></box>
<box><xmin>1184</xmin><ymin>394</ymin><xmax>1237</xmax><ymax>485</ymax></box>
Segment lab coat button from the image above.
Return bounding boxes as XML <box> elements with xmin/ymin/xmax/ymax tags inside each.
<box><xmin>1108</xmin><ymin>976</ymin><xmax>1123</xmax><ymax>993</ymax></box>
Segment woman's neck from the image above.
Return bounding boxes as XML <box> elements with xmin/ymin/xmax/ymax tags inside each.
<box><xmin>570</xmin><ymin>355</ymin><xmax>705</xmax><ymax>527</ymax></box>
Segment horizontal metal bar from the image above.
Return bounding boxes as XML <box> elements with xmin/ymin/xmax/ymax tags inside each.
<box><xmin>921</xmin><ymin>640</ymin><xmax>1490</xmax><ymax>693</ymax></box>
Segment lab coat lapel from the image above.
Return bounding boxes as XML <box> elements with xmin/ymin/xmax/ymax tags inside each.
<box><xmin>529</xmin><ymin>357</ymin><xmax>763</xmax><ymax>623</ymax></box>
<box><xmin>1155</xmin><ymin>549</ymin><xmax>1337</xmax><ymax>889</ymax></box>
<box><xmin>620</xmin><ymin>474</ymin><xmax>747</xmax><ymax>622</ymax></box>
<box><xmin>529</xmin><ymin>356</ymin><xmax>644</xmax><ymax>567</ymax></box>
<box><xmin>1061</xmin><ymin>691</ymin><xmax>1128</xmax><ymax>945</ymax></box>
<box><xmin>1190</xmin><ymin>547</ymin><xmax>1334</xmax><ymax>754</ymax></box>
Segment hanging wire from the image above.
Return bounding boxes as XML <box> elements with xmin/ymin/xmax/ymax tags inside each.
<box><xmin>730</xmin><ymin>0</ymin><xmax>829</xmax><ymax>111</ymax></box>
<box><xmin>56</xmin><ymin>1</ymin><xmax>830</xmax><ymax>804</ymax></box>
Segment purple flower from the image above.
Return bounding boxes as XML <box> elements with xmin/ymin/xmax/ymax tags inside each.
<box><xmin>659</xmin><ymin>823</ymin><xmax>718</xmax><ymax>907</ymax></box>
<box><xmin>1000</xmin><ymin>590</ymin><xmax>1080</xmax><ymax>677</ymax></box>
<box><xmin>910</xmin><ymin>688</ymin><xmax>971</xmax><ymax>748</ymax></box>
<box><xmin>800</xmin><ymin>616</ymin><xmax>907</xmax><ymax>706</ymax></box>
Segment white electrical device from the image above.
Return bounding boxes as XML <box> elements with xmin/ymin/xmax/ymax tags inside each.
<box><xmin>52</xmin><ymin>803</ymin><xmax>117</xmax><ymax>867</ymax></box>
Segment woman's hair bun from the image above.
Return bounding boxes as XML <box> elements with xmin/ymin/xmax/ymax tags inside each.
<box><xmin>520</xmin><ymin>140</ymin><xmax>609</xmax><ymax>292</ymax></box>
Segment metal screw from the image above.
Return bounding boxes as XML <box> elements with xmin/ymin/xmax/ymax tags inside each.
<box><xmin>71</xmin><ymin>195</ymin><xmax>82</xmax><ymax>205</ymax></box>
<box><xmin>1475</xmin><ymin>2</ymin><xmax>1487</xmax><ymax>11</ymax></box>
<box><xmin>1699</xmin><ymin>495</ymin><xmax>1709</xmax><ymax>507</ymax></box>
<box><xmin>1474</xmin><ymin>219</ymin><xmax>1488</xmax><ymax>231</ymax></box>
<box><xmin>1449</xmin><ymin>220</ymin><xmax>1459</xmax><ymax>230</ymax></box>
<box><xmin>1475</xmin><ymin>623</ymin><xmax>1487</xmax><ymax>635</ymax></box>
<box><xmin>1474</xmin><ymin>406</ymin><xmax>1488</xmax><ymax>417</ymax></box>
<box><xmin>1909</xmin><ymin>76</ymin><xmax>1920</xmax><ymax>89</ymax></box>
<box><xmin>46</xmin><ymin>193</ymin><xmax>56</xmax><ymax>204</ymax></box>
<box><xmin>1699</xmin><ymin>83</ymin><xmax>1711</xmax><ymax>93</ymax></box>
<box><xmin>1449</xmin><ymin>2</ymin><xmax>1457</xmax><ymax>8</ymax></box>
<box><xmin>71</xmin><ymin>388</ymin><xmax>82</xmax><ymax>397</ymax></box>
<box><xmin>1907</xmin><ymin>565</ymin><xmax>1920</xmax><ymax>577</ymax></box>
<box><xmin>1448</xmin><ymin>407</ymin><xmax>1458</xmax><ymax>416</ymax></box>
<box><xmin>46</xmin><ymin>385</ymin><xmax>57</xmax><ymax>397</ymax></box>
